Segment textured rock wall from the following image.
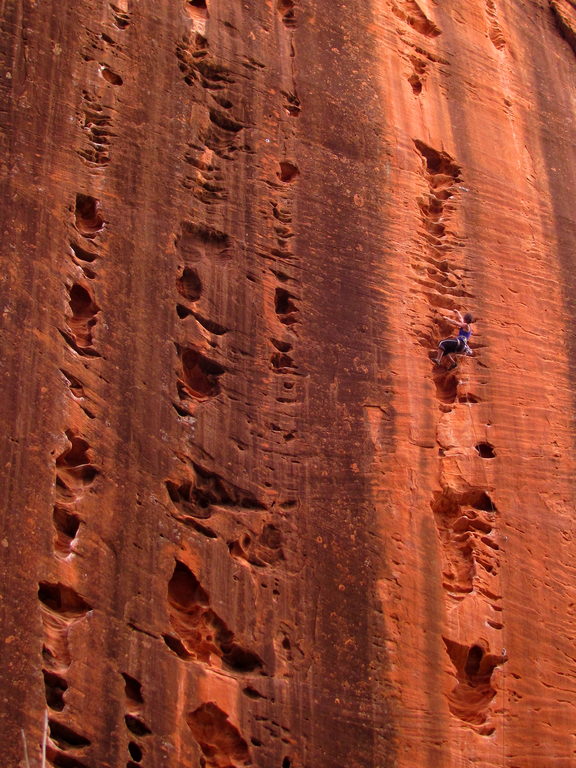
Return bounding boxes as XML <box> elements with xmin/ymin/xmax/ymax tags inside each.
<box><xmin>2</xmin><ymin>0</ymin><xmax>576</xmax><ymax>766</ymax></box>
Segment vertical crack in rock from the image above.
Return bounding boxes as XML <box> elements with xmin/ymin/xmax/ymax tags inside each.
<box><xmin>408</xmin><ymin>133</ymin><xmax>507</xmax><ymax>738</ymax></box>
<box><xmin>77</xmin><ymin>91</ymin><xmax>115</xmax><ymax>168</ymax></box>
<box><xmin>431</xmin><ymin>488</ymin><xmax>499</xmax><ymax>598</ymax></box>
<box><xmin>485</xmin><ymin>0</ymin><xmax>506</xmax><ymax>50</ymax></box>
<box><xmin>412</xmin><ymin>140</ymin><xmax>470</xmax><ymax>391</ymax></box>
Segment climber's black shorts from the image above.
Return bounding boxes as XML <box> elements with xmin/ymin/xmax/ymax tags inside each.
<box><xmin>439</xmin><ymin>338</ymin><xmax>464</xmax><ymax>354</ymax></box>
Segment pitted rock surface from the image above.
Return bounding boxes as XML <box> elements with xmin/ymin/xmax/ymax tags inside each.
<box><xmin>2</xmin><ymin>1</ymin><xmax>576</xmax><ymax>767</ymax></box>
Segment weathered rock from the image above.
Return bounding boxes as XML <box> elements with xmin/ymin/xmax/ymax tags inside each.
<box><xmin>2</xmin><ymin>0</ymin><xmax>576</xmax><ymax>766</ymax></box>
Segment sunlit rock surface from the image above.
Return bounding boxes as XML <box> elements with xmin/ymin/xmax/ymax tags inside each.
<box><xmin>2</xmin><ymin>0</ymin><xmax>576</xmax><ymax>766</ymax></box>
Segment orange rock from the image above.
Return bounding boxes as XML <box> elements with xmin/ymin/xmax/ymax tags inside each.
<box><xmin>3</xmin><ymin>0</ymin><xmax>576</xmax><ymax>766</ymax></box>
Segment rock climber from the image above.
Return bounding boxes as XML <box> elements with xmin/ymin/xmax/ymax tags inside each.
<box><xmin>434</xmin><ymin>310</ymin><xmax>474</xmax><ymax>370</ymax></box>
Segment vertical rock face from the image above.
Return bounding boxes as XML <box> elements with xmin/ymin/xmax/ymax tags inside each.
<box><xmin>2</xmin><ymin>0</ymin><xmax>576</xmax><ymax>766</ymax></box>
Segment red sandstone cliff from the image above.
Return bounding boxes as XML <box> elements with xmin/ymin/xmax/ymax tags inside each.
<box><xmin>2</xmin><ymin>0</ymin><xmax>576</xmax><ymax>766</ymax></box>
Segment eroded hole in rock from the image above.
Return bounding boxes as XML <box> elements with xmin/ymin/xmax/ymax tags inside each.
<box><xmin>53</xmin><ymin>506</ymin><xmax>81</xmax><ymax>557</ymax></box>
<box><xmin>176</xmin><ymin>304</ymin><xmax>193</xmax><ymax>319</ymax></box>
<box><xmin>464</xmin><ymin>644</ymin><xmax>484</xmax><ymax>678</ymax></box>
<box><xmin>271</xmin><ymin>352</ymin><xmax>295</xmax><ymax>371</ymax></box>
<box><xmin>170</xmin><ymin>561</ymin><xmax>209</xmax><ymax>605</ymax></box>
<box><xmin>40</xmin><ymin>607</ymin><xmax>84</xmax><ymax>673</ymax></box>
<box><xmin>186</xmin><ymin>0</ymin><xmax>208</xmax><ymax>19</ymax></box>
<box><xmin>167</xmin><ymin>561</ymin><xmax>263</xmax><ymax>671</ymax></box>
<box><xmin>69</xmin><ymin>284</ymin><xmax>98</xmax><ymax>321</ymax></box>
<box><xmin>275</xmin><ymin>288</ymin><xmax>298</xmax><ymax>325</ymax></box>
<box><xmin>67</xmin><ymin>283</ymin><xmax>100</xmax><ymax>351</ymax></box>
<box><xmin>54</xmin><ymin>475</ymin><xmax>78</xmax><ymax>503</ymax></box>
<box><xmin>213</xmin><ymin>95</ymin><xmax>233</xmax><ymax>109</ymax></box>
<box><xmin>392</xmin><ymin>0</ymin><xmax>441</xmax><ymax>37</ymax></box>
<box><xmin>69</xmin><ymin>241</ymin><xmax>98</xmax><ymax>263</ymax></box>
<box><xmin>192</xmin><ymin>312</ymin><xmax>229</xmax><ymax>335</ymax></box>
<box><xmin>486</xmin><ymin>0</ymin><xmax>506</xmax><ymax>50</ymax></box>
<box><xmin>172</xmin><ymin>402</ymin><xmax>190</xmax><ymax>418</ymax></box>
<box><xmin>414</xmin><ymin>140</ymin><xmax>461</xmax><ymax>180</ymax></box>
<box><xmin>271</xmin><ymin>338</ymin><xmax>292</xmax><ymax>353</ymax></box>
<box><xmin>49</xmin><ymin>751</ymin><xmax>90</xmax><ymax>768</ymax></box>
<box><xmin>38</xmin><ymin>582</ymin><xmax>92</xmax><ymax>617</ymax></box>
<box><xmin>110</xmin><ymin>3</ymin><xmax>130</xmax><ymax>28</ymax></box>
<box><xmin>282</xmin><ymin>758</ymin><xmax>292</xmax><ymax>768</ymax></box>
<box><xmin>122</xmin><ymin>673</ymin><xmax>144</xmax><ymax>705</ymax></box>
<box><xmin>433</xmin><ymin>371</ymin><xmax>458</xmax><ymax>404</ymax></box>
<box><xmin>101</xmin><ymin>66</ymin><xmax>123</xmax><ymax>85</ymax></box>
<box><xmin>224</xmin><ymin>645</ymin><xmax>264</xmax><ymax>672</ymax></box>
<box><xmin>196</xmin><ymin>58</ymin><xmax>234</xmax><ymax>85</ymax></box>
<box><xmin>271</xmin><ymin>203</ymin><xmax>292</xmax><ymax>224</ymax></box>
<box><xmin>75</xmin><ymin>194</ymin><xmax>104</xmax><ymax>236</ymax></box>
<box><xmin>49</xmin><ymin>720</ymin><xmax>91</xmax><ymax>749</ymax></box>
<box><xmin>229</xmin><ymin>534</ymin><xmax>254</xmax><ymax>559</ymax></box>
<box><xmin>166</xmin><ymin>465</ymin><xmax>265</xmax><ymax>528</ymax></box>
<box><xmin>176</xmin><ymin>344</ymin><xmax>226</xmax><ymax>400</ymax></box>
<box><xmin>177</xmin><ymin>267</ymin><xmax>203</xmax><ymax>301</ymax></box>
<box><xmin>277</xmin><ymin>161</ymin><xmax>299</xmax><ymax>183</ymax></box>
<box><xmin>162</xmin><ymin>633</ymin><xmax>192</xmax><ymax>659</ymax></box>
<box><xmin>475</xmin><ymin>442</ymin><xmax>496</xmax><ymax>458</ymax></box>
<box><xmin>459</xmin><ymin>393</ymin><xmax>481</xmax><ymax>403</ymax></box>
<box><xmin>431</xmin><ymin>489</ymin><xmax>497</xmax><ymax>595</ymax></box>
<box><xmin>81</xmin><ymin>265</ymin><xmax>96</xmax><ymax>281</ymax></box>
<box><xmin>467</xmin><ymin>490</ymin><xmax>497</xmax><ymax>512</ymax></box>
<box><xmin>243</xmin><ymin>686</ymin><xmax>264</xmax><ymax>699</ymax></box>
<box><xmin>128</xmin><ymin>742</ymin><xmax>143</xmax><ymax>762</ymax></box>
<box><xmin>56</xmin><ymin>431</ymin><xmax>98</xmax><ymax>488</ymax></box>
<box><xmin>124</xmin><ymin>715</ymin><xmax>152</xmax><ymax>737</ymax></box>
<box><xmin>408</xmin><ymin>73</ymin><xmax>423</xmax><ymax>95</ymax></box>
<box><xmin>278</xmin><ymin>0</ymin><xmax>296</xmax><ymax>27</ymax></box>
<box><xmin>57</xmin><ymin>431</ymin><xmax>90</xmax><ymax>467</ymax></box>
<box><xmin>176</xmin><ymin>221</ymin><xmax>230</xmax><ymax>262</ymax></box>
<box><xmin>53</xmin><ymin>506</ymin><xmax>80</xmax><ymax>539</ymax></box>
<box><xmin>209</xmin><ymin>108</ymin><xmax>244</xmax><ymax>133</ymax></box>
<box><xmin>60</xmin><ymin>370</ymin><xmax>85</xmax><ymax>398</ymax></box>
<box><xmin>230</xmin><ymin>523</ymin><xmax>285</xmax><ymax>568</ymax></box>
<box><xmin>43</xmin><ymin>670</ymin><xmax>68</xmax><ymax>711</ymax></box>
<box><xmin>166</xmin><ymin>479</ymin><xmax>213</xmax><ymax>521</ymax></box>
<box><xmin>282</xmin><ymin>90</ymin><xmax>300</xmax><ymax>116</ymax></box>
<box><xmin>186</xmin><ymin>702</ymin><xmax>250</xmax><ymax>768</ymax></box>
<box><xmin>443</xmin><ymin>638</ymin><xmax>505</xmax><ymax>727</ymax></box>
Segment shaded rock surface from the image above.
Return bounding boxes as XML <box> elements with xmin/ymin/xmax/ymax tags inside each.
<box><xmin>1</xmin><ymin>0</ymin><xmax>576</xmax><ymax>766</ymax></box>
